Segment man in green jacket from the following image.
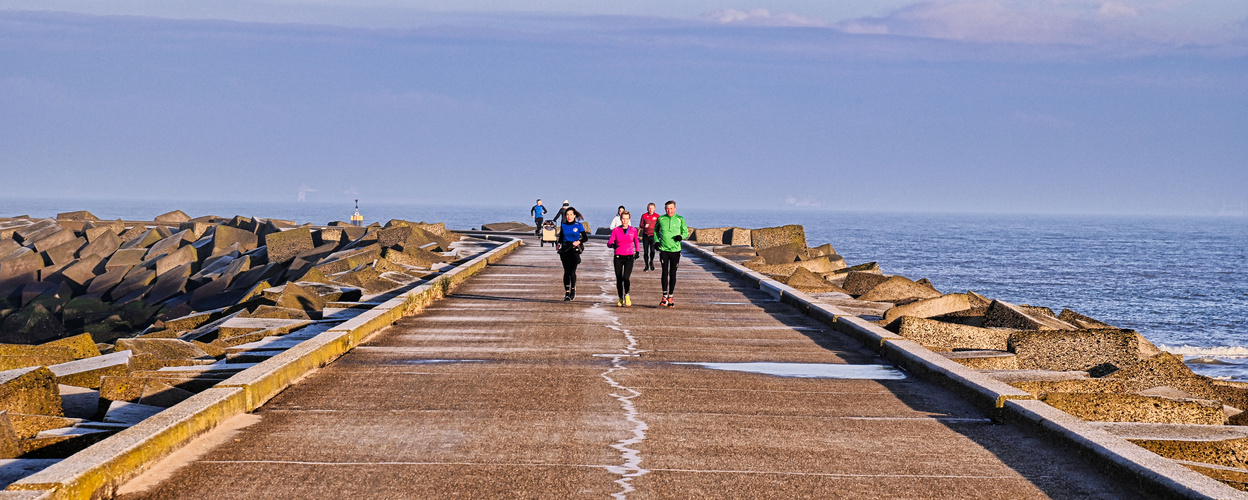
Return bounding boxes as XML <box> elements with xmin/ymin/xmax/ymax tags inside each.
<box><xmin>655</xmin><ymin>200</ymin><xmax>688</xmax><ymax>308</ymax></box>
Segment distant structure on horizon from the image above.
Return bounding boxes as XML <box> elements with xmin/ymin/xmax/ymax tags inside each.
<box><xmin>351</xmin><ymin>199</ymin><xmax>364</xmax><ymax>226</ymax></box>
<box><xmin>1218</xmin><ymin>201</ymin><xmax>1244</xmax><ymax>217</ymax></box>
<box><xmin>297</xmin><ymin>184</ymin><xmax>316</xmax><ymax>202</ymax></box>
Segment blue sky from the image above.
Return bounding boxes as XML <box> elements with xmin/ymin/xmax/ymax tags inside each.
<box><xmin>1</xmin><ymin>2</ymin><xmax>1246</xmax><ymax>215</ymax></box>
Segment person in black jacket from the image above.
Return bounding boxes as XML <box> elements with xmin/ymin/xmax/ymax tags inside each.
<box><xmin>556</xmin><ymin>206</ymin><xmax>588</xmax><ymax>300</ymax></box>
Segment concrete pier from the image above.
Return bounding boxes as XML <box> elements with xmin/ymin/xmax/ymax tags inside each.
<box><xmin>116</xmin><ymin>237</ymin><xmax>1147</xmax><ymax>498</ymax></box>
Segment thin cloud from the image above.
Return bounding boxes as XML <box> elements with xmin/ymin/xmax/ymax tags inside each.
<box><xmin>702</xmin><ymin>8</ymin><xmax>829</xmax><ymax>28</ymax></box>
<box><xmin>832</xmin><ymin>0</ymin><xmax>1226</xmax><ymax>45</ymax></box>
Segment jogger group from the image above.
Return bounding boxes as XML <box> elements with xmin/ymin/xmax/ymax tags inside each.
<box><xmin>538</xmin><ymin>200</ymin><xmax>688</xmax><ymax>308</ymax></box>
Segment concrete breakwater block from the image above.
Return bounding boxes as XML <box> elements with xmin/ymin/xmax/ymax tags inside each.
<box><xmin>756</xmin><ymin>242</ymin><xmax>805</xmax><ymax>264</ymax></box>
<box><xmin>261</xmin><ymin>282</ymin><xmax>328</xmax><ymax>312</ymax></box>
<box><xmin>58</xmin><ymin>385</ymin><xmax>100</xmax><ymax>420</ymax></box>
<box><xmin>47</xmin><ymin>350</ymin><xmax>133</xmax><ymax>389</ymax></box>
<box><xmin>20</xmin><ymin>426</ymin><xmax>115</xmax><ymax>459</ymax></box>
<box><xmin>882</xmin><ymin>293</ymin><xmax>974</xmax><ymax>324</ymax></box>
<box><xmin>98</xmin><ymin>375</ymin><xmax>221</xmax><ymax>404</ymax></box>
<box><xmin>242</xmin><ymin>306</ymin><xmax>311</xmax><ymax>321</ymax></box>
<box><xmin>1009</xmin><ymin>328</ymin><xmax>1142</xmax><ymax>372</ymax></box>
<box><xmin>55</xmin><ymin>211</ymin><xmax>99</xmax><ymax>222</ymax></box>
<box><xmin>781</xmin><ymin>267</ymin><xmax>847</xmax><ymax>294</ymax></box>
<box><xmin>1042</xmin><ymin>392</ymin><xmax>1228</xmax><ymax>425</ymax></box>
<box><xmin>264</xmin><ymin>227</ymin><xmax>314</xmax><ymax>264</ymax></box>
<box><xmin>939</xmin><ymin>350</ymin><xmax>1018</xmax><ymax>370</ymax></box>
<box><xmin>0</xmin><ymin>334</ymin><xmax>100</xmax><ymax>361</ymax></box>
<box><xmin>1108</xmin><ymin>353</ymin><xmax>1248</xmax><ymax>413</ymax></box>
<box><xmin>985</xmin><ymin>300</ymin><xmax>1076</xmax><ymax>330</ymax></box>
<box><xmin>1099</xmin><ymin>422</ymin><xmax>1248</xmax><ymax>470</ymax></box>
<box><xmin>313</xmin><ymin>246</ymin><xmax>381</xmax><ymax>274</ymax></box>
<box><xmin>931</xmin><ymin>306</ymin><xmax>989</xmax><ymax>327</ymax></box>
<box><xmin>857</xmin><ymin>275</ymin><xmax>943</xmax><ymax>303</ymax></box>
<box><xmin>114</xmin><ymin>339</ymin><xmax>211</xmax><ymax>364</ymax></box>
<box><xmin>1059</xmin><ymin>308</ymin><xmax>1117</xmax><ymax>329</ymax></box>
<box><xmin>480</xmin><ymin>221</ymin><xmax>532</xmax><ymax>232</ymax></box>
<box><xmin>791</xmin><ymin>254</ymin><xmax>845</xmax><ymax>273</ymax></box>
<box><xmin>101</xmin><ymin>400</ymin><xmax>164</xmax><ymax>425</ymax></box>
<box><xmin>750</xmin><ymin>224</ymin><xmax>806</xmax><ymax>250</ymax></box>
<box><xmin>842</xmin><ymin>271</ymin><xmax>890</xmax><ymax>296</ymax></box>
<box><xmin>216</xmin><ymin>318</ymin><xmax>311</xmax><ymax>341</ymax></box>
<box><xmin>5</xmin><ymin>414</ymin><xmax>81</xmax><ymax>441</ymax></box>
<box><xmin>154</xmin><ymin>210</ymin><xmax>191</xmax><ymax>224</ymax></box>
<box><xmin>891</xmin><ymin>316</ymin><xmax>1013</xmax><ymax>351</ymax></box>
<box><xmin>1005</xmin><ymin>376</ymin><xmax>1128</xmax><ymax>396</ymax></box>
<box><xmin>0</xmin><ymin>367</ymin><xmax>62</xmax><ymax>417</ymax></box>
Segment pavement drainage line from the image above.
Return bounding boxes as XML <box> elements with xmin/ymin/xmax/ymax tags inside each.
<box><xmin>193</xmin><ymin>460</ymin><xmax>608</xmax><ymax>469</ymax></box>
<box><xmin>190</xmin><ymin>460</ymin><xmax>1027</xmax><ymax>480</ymax></box>
<box><xmin>640</xmin><ymin>468</ymin><xmax>1025</xmax><ymax>480</ymax></box>
<box><xmin>594</xmin><ymin>266</ymin><xmax>651</xmax><ymax>500</ymax></box>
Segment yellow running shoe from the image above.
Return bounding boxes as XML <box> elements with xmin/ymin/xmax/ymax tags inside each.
<box><xmin>624</xmin><ymin>295</ymin><xmax>632</xmax><ymax>307</ymax></box>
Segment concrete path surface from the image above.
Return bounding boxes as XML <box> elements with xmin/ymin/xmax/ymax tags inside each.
<box><xmin>118</xmin><ymin>237</ymin><xmax>1147</xmax><ymax>499</ymax></box>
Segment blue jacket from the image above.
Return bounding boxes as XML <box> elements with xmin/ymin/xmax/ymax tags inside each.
<box><xmin>558</xmin><ymin>220</ymin><xmax>588</xmax><ymax>252</ymax></box>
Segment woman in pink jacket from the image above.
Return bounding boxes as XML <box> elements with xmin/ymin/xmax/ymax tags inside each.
<box><xmin>606</xmin><ymin>211</ymin><xmax>641</xmax><ymax>307</ymax></box>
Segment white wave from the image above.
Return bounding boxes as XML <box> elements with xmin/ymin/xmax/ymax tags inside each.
<box><xmin>1159</xmin><ymin>344</ymin><xmax>1248</xmax><ymax>359</ymax></box>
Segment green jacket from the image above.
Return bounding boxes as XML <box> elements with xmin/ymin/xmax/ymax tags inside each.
<box><xmin>654</xmin><ymin>214</ymin><xmax>688</xmax><ymax>252</ymax></box>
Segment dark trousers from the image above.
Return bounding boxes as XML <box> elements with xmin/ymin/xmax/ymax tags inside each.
<box><xmin>642</xmin><ymin>237</ymin><xmax>656</xmax><ymax>269</ymax></box>
<box><xmin>613</xmin><ymin>254</ymin><xmax>634</xmax><ymax>299</ymax></box>
<box><xmin>534</xmin><ymin>217</ymin><xmax>543</xmax><ymax>236</ymax></box>
<box><xmin>660</xmin><ymin>251</ymin><xmax>680</xmax><ymax>295</ymax></box>
<box><xmin>560</xmin><ymin>249</ymin><xmax>580</xmax><ymax>290</ymax></box>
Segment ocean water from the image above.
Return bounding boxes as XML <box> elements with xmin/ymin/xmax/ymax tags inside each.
<box><xmin>4</xmin><ymin>198</ymin><xmax>1246</xmax><ymax>379</ymax></box>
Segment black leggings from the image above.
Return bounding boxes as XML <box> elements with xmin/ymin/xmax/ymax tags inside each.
<box><xmin>560</xmin><ymin>250</ymin><xmax>580</xmax><ymax>290</ymax></box>
<box><xmin>642</xmin><ymin>237</ymin><xmax>656</xmax><ymax>268</ymax></box>
<box><xmin>660</xmin><ymin>251</ymin><xmax>680</xmax><ymax>295</ymax></box>
<box><xmin>613</xmin><ymin>255</ymin><xmax>634</xmax><ymax>299</ymax></box>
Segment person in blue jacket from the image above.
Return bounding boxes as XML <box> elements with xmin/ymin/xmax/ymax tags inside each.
<box><xmin>556</xmin><ymin>206</ymin><xmax>588</xmax><ymax>300</ymax></box>
<box><xmin>530</xmin><ymin>199</ymin><xmax>547</xmax><ymax>236</ymax></box>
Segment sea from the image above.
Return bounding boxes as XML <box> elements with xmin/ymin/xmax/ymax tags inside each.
<box><xmin>4</xmin><ymin>198</ymin><xmax>1246</xmax><ymax>380</ymax></box>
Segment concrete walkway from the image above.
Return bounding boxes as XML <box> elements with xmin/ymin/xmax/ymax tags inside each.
<box><xmin>118</xmin><ymin>236</ymin><xmax>1146</xmax><ymax>499</ymax></box>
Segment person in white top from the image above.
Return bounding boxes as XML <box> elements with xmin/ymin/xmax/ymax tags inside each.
<box><xmin>609</xmin><ymin>205</ymin><xmax>626</xmax><ymax>229</ymax></box>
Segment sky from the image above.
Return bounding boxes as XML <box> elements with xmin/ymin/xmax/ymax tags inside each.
<box><xmin>1</xmin><ymin>1</ymin><xmax>1246</xmax><ymax>215</ymax></box>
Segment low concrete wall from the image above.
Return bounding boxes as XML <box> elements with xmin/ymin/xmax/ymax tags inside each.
<box><xmin>7</xmin><ymin>236</ymin><xmax>522</xmax><ymax>500</ymax></box>
<box><xmin>682</xmin><ymin>242</ymin><xmax>1242</xmax><ymax>500</ymax></box>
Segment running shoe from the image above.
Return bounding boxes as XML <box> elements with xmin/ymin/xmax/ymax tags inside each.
<box><xmin>625</xmin><ymin>295</ymin><xmax>632</xmax><ymax>307</ymax></box>
<box><xmin>667</xmin><ymin>297</ymin><xmax>675</xmax><ymax>308</ymax></box>
<box><xmin>617</xmin><ymin>299</ymin><xmax>624</xmax><ymax>307</ymax></box>
<box><xmin>569</xmin><ymin>289</ymin><xmax>576</xmax><ymax>300</ymax></box>
<box><xmin>660</xmin><ymin>297</ymin><xmax>669</xmax><ymax>307</ymax></box>
<box><xmin>564</xmin><ymin>292</ymin><xmax>571</xmax><ymax>301</ymax></box>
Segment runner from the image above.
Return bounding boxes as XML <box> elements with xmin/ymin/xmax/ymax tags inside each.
<box><xmin>530</xmin><ymin>199</ymin><xmax>546</xmax><ymax>236</ymax></box>
<box><xmin>556</xmin><ymin>206</ymin><xmax>588</xmax><ymax>301</ymax></box>
<box><xmin>638</xmin><ymin>203</ymin><xmax>659</xmax><ymax>271</ymax></box>
<box><xmin>606</xmin><ymin>211</ymin><xmax>640</xmax><ymax>307</ymax></box>
<box><xmin>655</xmin><ymin>200</ymin><xmax>688</xmax><ymax>308</ymax></box>
<box><xmin>555</xmin><ymin>200</ymin><xmax>571</xmax><ymax>225</ymax></box>
<box><xmin>609</xmin><ymin>205</ymin><xmax>626</xmax><ymax>229</ymax></box>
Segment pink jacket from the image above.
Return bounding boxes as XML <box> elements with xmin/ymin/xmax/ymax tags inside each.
<box><xmin>607</xmin><ymin>226</ymin><xmax>641</xmax><ymax>256</ymax></box>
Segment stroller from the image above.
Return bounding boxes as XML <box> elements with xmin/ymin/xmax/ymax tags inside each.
<box><xmin>540</xmin><ymin>220</ymin><xmax>558</xmax><ymax>247</ymax></box>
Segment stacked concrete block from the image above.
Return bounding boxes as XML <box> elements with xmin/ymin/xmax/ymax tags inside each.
<box><xmin>890</xmin><ymin>316</ymin><xmax>1013</xmax><ymax>351</ymax></box>
<box><xmin>0</xmin><ymin>211</ymin><xmax>459</xmax><ymax>347</ymax></box>
<box><xmin>1009</xmin><ymin>328</ymin><xmax>1143</xmax><ymax>372</ymax></box>
<box><xmin>857</xmin><ymin>276</ymin><xmax>942</xmax><ymax>303</ymax></box>
<box><xmin>985</xmin><ymin>300</ymin><xmax>1077</xmax><ymax>330</ymax></box>
<box><xmin>0</xmin><ymin>210</ymin><xmax>487</xmax><ymax>464</ymax></box>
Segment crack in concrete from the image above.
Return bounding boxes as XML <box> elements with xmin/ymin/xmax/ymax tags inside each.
<box><xmin>594</xmin><ymin>258</ymin><xmax>650</xmax><ymax>500</ymax></box>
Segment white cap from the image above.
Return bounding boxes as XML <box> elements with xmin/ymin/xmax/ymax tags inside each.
<box><xmin>563</xmin><ymin>200</ymin><xmax>569</xmax><ymax>205</ymax></box>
